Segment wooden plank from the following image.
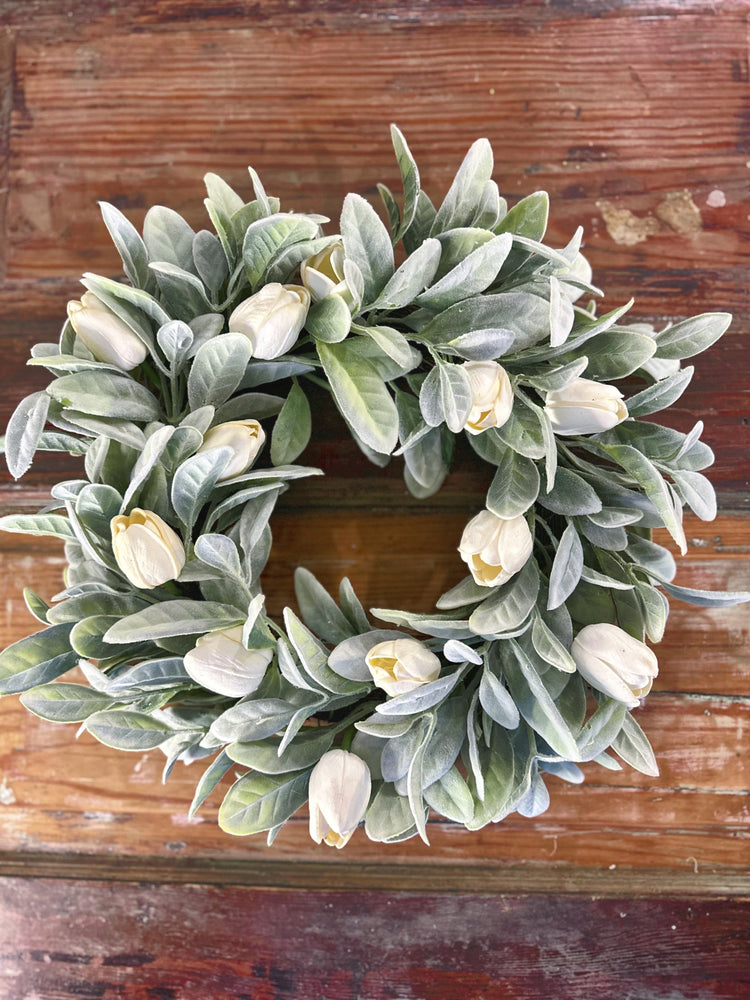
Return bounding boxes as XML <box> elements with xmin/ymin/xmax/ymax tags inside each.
<box><xmin>2</xmin><ymin>11</ymin><xmax>748</xmax><ymax>321</ymax></box>
<box><xmin>0</xmin><ymin>349</ymin><xmax>748</xmax><ymax>504</ymax></box>
<box><xmin>2</xmin><ymin>514</ymin><xmax>747</xmax><ymax>692</ymax></box>
<box><xmin>0</xmin><ymin>691</ymin><xmax>746</xmax><ymax>867</ymax></box>
<box><xmin>0</xmin><ymin>878</ymin><xmax>748</xmax><ymax>999</ymax></box>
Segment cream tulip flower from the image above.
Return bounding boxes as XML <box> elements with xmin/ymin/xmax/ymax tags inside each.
<box><xmin>545</xmin><ymin>377</ymin><xmax>628</xmax><ymax>436</ymax></box>
<box><xmin>365</xmin><ymin>637</ymin><xmax>441</xmax><ymax>697</ymax></box>
<box><xmin>463</xmin><ymin>360</ymin><xmax>514</xmax><ymax>435</ymax></box>
<box><xmin>184</xmin><ymin>626</ymin><xmax>273</xmax><ymax>698</ymax></box>
<box><xmin>228</xmin><ymin>283</ymin><xmax>310</xmax><ymax>359</ymax></box>
<box><xmin>300</xmin><ymin>243</ymin><xmax>350</xmax><ymax>302</ymax></box>
<box><xmin>571</xmin><ymin>623</ymin><xmax>658</xmax><ymax>709</ymax></box>
<box><xmin>308</xmin><ymin>749</ymin><xmax>372</xmax><ymax>849</ymax></box>
<box><xmin>196</xmin><ymin>419</ymin><xmax>266</xmax><ymax>481</ymax></box>
<box><xmin>67</xmin><ymin>291</ymin><xmax>148</xmax><ymax>371</ymax></box>
<box><xmin>110</xmin><ymin>509</ymin><xmax>186</xmax><ymax>590</ymax></box>
<box><xmin>459</xmin><ymin>510</ymin><xmax>533</xmax><ymax>588</ymax></box>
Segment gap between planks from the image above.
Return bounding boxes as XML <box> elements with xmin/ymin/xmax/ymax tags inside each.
<box><xmin>0</xmin><ymin>853</ymin><xmax>747</xmax><ymax>899</ymax></box>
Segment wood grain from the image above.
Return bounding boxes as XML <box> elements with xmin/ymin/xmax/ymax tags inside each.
<box><xmin>1</xmin><ymin>878</ymin><xmax>748</xmax><ymax>1000</ymax></box>
<box><xmin>0</xmin><ymin>0</ymin><xmax>749</xmax><ymax>957</ymax></box>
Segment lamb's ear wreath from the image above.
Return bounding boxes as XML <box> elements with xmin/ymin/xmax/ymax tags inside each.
<box><xmin>1</xmin><ymin>127</ymin><xmax>746</xmax><ymax>848</ymax></box>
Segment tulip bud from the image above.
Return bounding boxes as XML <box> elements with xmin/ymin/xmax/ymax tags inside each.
<box><xmin>228</xmin><ymin>283</ymin><xmax>310</xmax><ymax>360</ymax></box>
<box><xmin>463</xmin><ymin>360</ymin><xmax>514</xmax><ymax>435</ymax></box>
<box><xmin>67</xmin><ymin>292</ymin><xmax>148</xmax><ymax>371</ymax></box>
<box><xmin>365</xmin><ymin>637</ymin><xmax>441</xmax><ymax>697</ymax></box>
<box><xmin>110</xmin><ymin>508</ymin><xmax>186</xmax><ymax>590</ymax></box>
<box><xmin>571</xmin><ymin>623</ymin><xmax>658</xmax><ymax>708</ymax></box>
<box><xmin>545</xmin><ymin>377</ymin><xmax>628</xmax><ymax>436</ymax></box>
<box><xmin>458</xmin><ymin>510</ymin><xmax>533</xmax><ymax>588</ymax></box>
<box><xmin>196</xmin><ymin>419</ymin><xmax>266</xmax><ymax>481</ymax></box>
<box><xmin>183</xmin><ymin>625</ymin><xmax>273</xmax><ymax>698</ymax></box>
<box><xmin>308</xmin><ymin>749</ymin><xmax>372</xmax><ymax>849</ymax></box>
<box><xmin>300</xmin><ymin>243</ymin><xmax>350</xmax><ymax>303</ymax></box>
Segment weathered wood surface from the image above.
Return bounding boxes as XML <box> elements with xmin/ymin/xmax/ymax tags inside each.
<box><xmin>0</xmin><ymin>6</ymin><xmax>749</xmax><ymax>996</ymax></box>
<box><xmin>0</xmin><ymin>516</ymin><xmax>747</xmax><ymax>880</ymax></box>
<box><xmin>1</xmin><ymin>879</ymin><xmax>749</xmax><ymax>1000</ymax></box>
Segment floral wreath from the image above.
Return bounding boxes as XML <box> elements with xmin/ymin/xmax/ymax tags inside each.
<box><xmin>1</xmin><ymin>127</ymin><xmax>746</xmax><ymax>850</ymax></box>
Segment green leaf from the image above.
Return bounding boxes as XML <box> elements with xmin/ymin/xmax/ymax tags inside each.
<box><xmin>479</xmin><ymin>665</ymin><xmax>520</xmax><ymax>729</ymax></box>
<box><xmin>530</xmin><ymin>612</ymin><xmax>576</xmax><ymax>672</ymax></box>
<box><xmin>86</xmin><ymin>710</ymin><xmax>175</xmax><ymax>751</ymax></box>
<box><xmin>390</xmin><ymin>124</ymin><xmax>421</xmax><ymax>241</ymax></box>
<box><xmin>576</xmin><ymin>697</ymin><xmax>628</xmax><ymax>762</ymax></box>
<box><xmin>538</xmin><ymin>467</ymin><xmax>601</xmax><ymax>516</ymax></box>
<box><xmin>172</xmin><ymin>447</ymin><xmax>233</xmax><ymax>534</ymax></box>
<box><xmin>271</xmin><ymin>382</ymin><xmax>311</xmax><ymax>466</ymax></box>
<box><xmin>150</xmin><ymin>261</ymin><xmax>212</xmax><ymax>322</ymax></box>
<box><xmin>626</xmin><ymin>366</ymin><xmax>694</xmax><ymax>417</ymax></box>
<box><xmin>187</xmin><ymin>334</ymin><xmax>252</xmax><ymax>410</ymax></box>
<box><xmin>294</xmin><ymin>567</ymin><xmax>356</xmax><ymax>646</ymax></box>
<box><xmin>495</xmin><ymin>191</ymin><xmax>549</xmax><ymax>240</ymax></box>
<box><xmin>612</xmin><ymin>712</ymin><xmax>659</xmax><ymax>776</ymax></box>
<box><xmin>188</xmin><ymin>749</ymin><xmax>234</xmax><ymax>818</ymax></box>
<box><xmin>283</xmin><ymin>608</ymin><xmax>365</xmax><ymax>695</ymax></box>
<box><xmin>414</xmin><ymin>295</ymin><xmax>518</xmax><ymax>357</ymax></box>
<box><xmin>599</xmin><ymin>443</ymin><xmax>687</xmax><ymax>554</ymax></box>
<box><xmin>486</xmin><ymin>448</ymin><xmax>540</xmax><ymax>519</ymax></box>
<box><xmin>228</xmin><ymin>727</ymin><xmax>335</xmax><ymax>773</ymax></box>
<box><xmin>494</xmin><ymin>396</ymin><xmax>545</xmax><ymax>460</ymax></box>
<box><xmin>369</xmin><ymin>238</ymin><xmax>441</xmax><ymax>310</ymax></box>
<box><xmin>469</xmin><ymin>558</ymin><xmax>539</xmax><ymax>637</ymax></box>
<box><xmin>104</xmin><ymin>600</ymin><xmax>243</xmax><ymax>643</ymax></box>
<box><xmin>305</xmin><ymin>294</ymin><xmax>351</xmax><ymax>343</ymax></box>
<box><xmin>20</xmin><ymin>683</ymin><xmax>114</xmax><ymax>723</ymax></box>
<box><xmin>424</xmin><ymin>767</ymin><xmax>475</xmax><ymax>824</ymax></box>
<box><xmin>5</xmin><ymin>391</ymin><xmax>50</xmax><ymax>480</ymax></box>
<box><xmin>0</xmin><ymin>513</ymin><xmax>75</xmax><ymax>541</ymax></box>
<box><xmin>374</xmin><ymin>669</ymin><xmax>464</xmax><ymax>717</ymax></box>
<box><xmin>562</xmin><ymin>330</ymin><xmax>655</xmax><ymax>380</ymax></box>
<box><xmin>430</xmin><ymin>138</ymin><xmax>494</xmax><ymax>236</ymax></box>
<box><xmin>419</xmin><ymin>361</ymin><xmax>473</xmax><ymax>433</ymax></box>
<box><xmin>243</xmin><ymin>214</ymin><xmax>321</xmax><ymax>289</ymax></box>
<box><xmin>653</xmin><ymin>579</ymin><xmax>750</xmax><ymax>608</ymax></box>
<box><xmin>99</xmin><ymin>202</ymin><xmax>151</xmax><ymax>289</ymax></box>
<box><xmin>0</xmin><ymin>623</ymin><xmax>77</xmax><ymax>695</ymax></box>
<box><xmin>317</xmin><ymin>339</ymin><xmax>399</xmax><ymax>455</ymax></box>
<box><xmin>416</xmin><ymin>234</ymin><xmax>512</xmax><ymax>311</ymax></box>
<box><xmin>143</xmin><ymin>205</ymin><xmax>196</xmax><ymax>272</ymax></box>
<box><xmin>653</xmin><ymin>312</ymin><xmax>731</xmax><ymax>360</ymax></box>
<box><xmin>670</xmin><ymin>469</ymin><xmax>716</xmax><ymax>521</ymax></box>
<box><xmin>218</xmin><ymin>768</ymin><xmax>311</xmax><ymax>836</ymax></box>
<box><xmin>365</xmin><ymin>781</ymin><xmax>420</xmax><ymax>843</ymax></box>
<box><xmin>502</xmin><ymin>641</ymin><xmax>580</xmax><ymax>760</ymax></box>
<box><xmin>548</xmin><ymin>522</ymin><xmax>584</xmax><ymax>610</ymax></box>
<box><xmin>340</xmin><ymin>192</ymin><xmax>395</xmax><ymax>306</ymax></box>
<box><xmin>47</xmin><ymin>372</ymin><xmax>161</xmax><ymax>422</ymax></box>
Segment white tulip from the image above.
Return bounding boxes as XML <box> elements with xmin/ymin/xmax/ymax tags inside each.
<box><xmin>196</xmin><ymin>419</ymin><xmax>266</xmax><ymax>481</ymax></box>
<box><xmin>184</xmin><ymin>625</ymin><xmax>273</xmax><ymax>698</ymax></box>
<box><xmin>365</xmin><ymin>637</ymin><xmax>441</xmax><ymax>697</ymax></box>
<box><xmin>458</xmin><ymin>510</ymin><xmax>533</xmax><ymax>588</ymax></box>
<box><xmin>110</xmin><ymin>508</ymin><xmax>186</xmax><ymax>590</ymax></box>
<box><xmin>571</xmin><ymin>623</ymin><xmax>658</xmax><ymax>709</ymax></box>
<box><xmin>300</xmin><ymin>243</ymin><xmax>350</xmax><ymax>302</ymax></box>
<box><xmin>67</xmin><ymin>292</ymin><xmax>148</xmax><ymax>371</ymax></box>
<box><xmin>463</xmin><ymin>360</ymin><xmax>514</xmax><ymax>435</ymax></box>
<box><xmin>228</xmin><ymin>283</ymin><xmax>310</xmax><ymax>359</ymax></box>
<box><xmin>545</xmin><ymin>377</ymin><xmax>628</xmax><ymax>436</ymax></box>
<box><xmin>308</xmin><ymin>749</ymin><xmax>372</xmax><ymax>849</ymax></box>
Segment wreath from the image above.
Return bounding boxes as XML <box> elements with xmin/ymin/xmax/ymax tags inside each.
<box><xmin>1</xmin><ymin>127</ymin><xmax>746</xmax><ymax>849</ymax></box>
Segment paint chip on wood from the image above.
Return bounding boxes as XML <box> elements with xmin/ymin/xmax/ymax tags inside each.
<box><xmin>596</xmin><ymin>200</ymin><xmax>660</xmax><ymax>246</ymax></box>
<box><xmin>706</xmin><ymin>189</ymin><xmax>727</xmax><ymax>207</ymax></box>
<box><xmin>655</xmin><ymin>190</ymin><xmax>702</xmax><ymax>234</ymax></box>
<box><xmin>0</xmin><ymin>776</ymin><xmax>16</xmax><ymax>805</ymax></box>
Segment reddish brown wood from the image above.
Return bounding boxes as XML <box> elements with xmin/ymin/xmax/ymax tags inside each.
<box><xmin>0</xmin><ymin>0</ymin><xmax>748</xmax><ymax>956</ymax></box>
<box><xmin>1</xmin><ymin>878</ymin><xmax>748</xmax><ymax>1000</ymax></box>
